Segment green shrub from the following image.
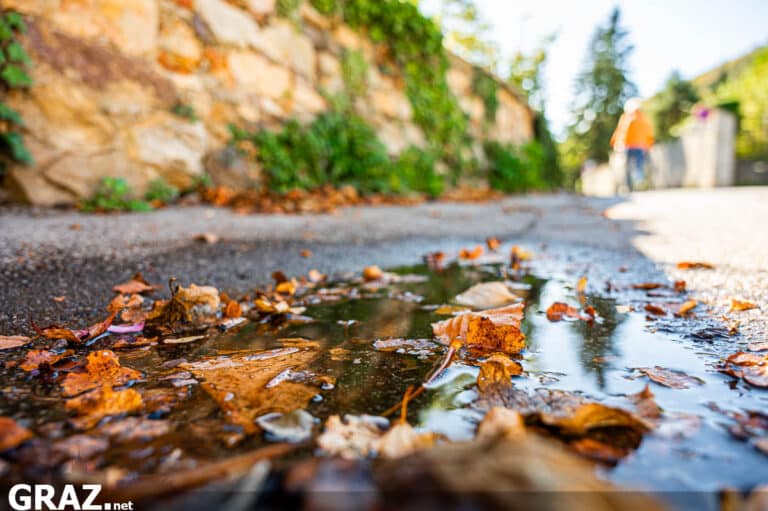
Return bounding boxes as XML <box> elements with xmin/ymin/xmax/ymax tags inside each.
<box><xmin>485</xmin><ymin>140</ymin><xmax>545</xmax><ymax>193</ymax></box>
<box><xmin>391</xmin><ymin>146</ymin><xmax>443</xmax><ymax>198</ymax></box>
<box><xmin>471</xmin><ymin>69</ymin><xmax>499</xmax><ymax>123</ymax></box>
<box><xmin>81</xmin><ymin>177</ymin><xmax>153</xmax><ymax>212</ymax></box>
<box><xmin>0</xmin><ymin>10</ymin><xmax>33</xmax><ymax>176</ymax></box>
<box><xmin>144</xmin><ymin>178</ymin><xmax>180</xmax><ymax>203</ymax></box>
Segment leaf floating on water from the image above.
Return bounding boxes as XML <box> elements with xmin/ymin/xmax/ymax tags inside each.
<box><xmin>148</xmin><ymin>283</ymin><xmax>221</xmax><ymax>327</ymax></box>
<box><xmin>628</xmin><ymin>385</ymin><xmax>662</xmax><ymax>420</ymax></box>
<box><xmin>431</xmin><ymin>304</ymin><xmax>526</xmax><ymax>354</ymax></box>
<box><xmin>676</xmin><ymin>261</ymin><xmax>714</xmax><ymax>270</ymax></box>
<box><xmin>162</xmin><ymin>335</ymin><xmax>206</xmax><ymax>345</ymax></box>
<box><xmin>113</xmin><ymin>273</ymin><xmax>157</xmax><ymax>295</ymax></box>
<box><xmin>719</xmin><ymin>352</ymin><xmax>768</xmax><ymax>388</ymax></box>
<box><xmin>62</xmin><ymin>350</ymin><xmax>142</xmax><ymax>397</ymax></box>
<box><xmin>433</xmin><ymin>305</ymin><xmax>471</xmax><ymax>315</ymax></box>
<box><xmin>632</xmin><ymin>283</ymin><xmax>664</xmax><ymax>290</ymax></box>
<box><xmin>644</xmin><ymin>304</ymin><xmax>666</xmax><ymax>316</ymax></box>
<box><xmin>0</xmin><ymin>417</ymin><xmax>33</xmax><ymax>451</ymax></box>
<box><xmin>19</xmin><ymin>349</ymin><xmax>73</xmax><ymax>372</ymax></box>
<box><xmin>0</xmin><ymin>335</ymin><xmax>30</xmax><ymax>350</ymax></box>
<box><xmin>638</xmin><ymin>366</ymin><xmax>705</xmax><ymax>389</ymax></box>
<box><xmin>476</xmin><ymin>353</ymin><xmax>523</xmax><ymax>392</ymax></box>
<box><xmin>224</xmin><ymin>300</ymin><xmax>242</xmax><ymax>318</ymax></box>
<box><xmin>729</xmin><ymin>298</ymin><xmax>758</xmax><ymax>312</ymax></box>
<box><xmin>546</xmin><ymin>302</ymin><xmax>596</xmax><ymax>322</ymax></box>
<box><xmin>66</xmin><ymin>385</ymin><xmax>143</xmax><ymax>430</ymax></box>
<box><xmin>182</xmin><ymin>347</ymin><xmax>321</xmax><ymax>435</ymax></box>
<box><xmin>376</xmin><ymin>423</ymin><xmax>437</xmax><ymax>460</ymax></box>
<box><xmin>455</xmin><ymin>282</ymin><xmax>519</xmax><ymax>309</ymax></box>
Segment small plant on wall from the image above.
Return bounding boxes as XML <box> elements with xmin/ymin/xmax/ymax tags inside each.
<box><xmin>0</xmin><ymin>10</ymin><xmax>33</xmax><ymax>177</ymax></box>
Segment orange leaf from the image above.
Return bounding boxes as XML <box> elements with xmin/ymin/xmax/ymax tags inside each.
<box><xmin>632</xmin><ymin>283</ymin><xmax>664</xmax><ymax>290</ymax></box>
<box><xmin>363</xmin><ymin>265</ymin><xmax>384</xmax><ymax>281</ymax></box>
<box><xmin>459</xmin><ymin>246</ymin><xmax>483</xmax><ymax>260</ymax></box>
<box><xmin>0</xmin><ymin>417</ymin><xmax>33</xmax><ymax>451</ymax></box>
<box><xmin>485</xmin><ymin>237</ymin><xmax>501</xmax><ymax>251</ymax></box>
<box><xmin>432</xmin><ymin>304</ymin><xmax>526</xmax><ymax>354</ymax></box>
<box><xmin>674</xmin><ymin>280</ymin><xmax>686</xmax><ymax>292</ymax></box>
<box><xmin>729</xmin><ymin>298</ymin><xmax>758</xmax><ymax>312</ymax></box>
<box><xmin>644</xmin><ymin>304</ymin><xmax>666</xmax><ymax>316</ymax></box>
<box><xmin>676</xmin><ymin>261</ymin><xmax>714</xmax><ymax>270</ymax></box>
<box><xmin>677</xmin><ymin>300</ymin><xmax>697</xmax><ymax>316</ymax></box>
<box><xmin>113</xmin><ymin>273</ymin><xmax>156</xmax><ymax>295</ymax></box>
<box><xmin>546</xmin><ymin>302</ymin><xmax>580</xmax><ymax>321</ymax></box>
<box><xmin>66</xmin><ymin>385</ymin><xmax>143</xmax><ymax>430</ymax></box>
<box><xmin>577</xmin><ymin>276</ymin><xmax>588</xmax><ymax>294</ymax></box>
<box><xmin>224</xmin><ymin>300</ymin><xmax>242</xmax><ymax>319</ymax></box>
<box><xmin>19</xmin><ymin>349</ymin><xmax>73</xmax><ymax>372</ymax></box>
<box><xmin>300</xmin><ymin>249</ymin><xmax>313</xmax><ymax>258</ymax></box>
<box><xmin>0</xmin><ymin>335</ymin><xmax>30</xmax><ymax>351</ymax></box>
<box><xmin>62</xmin><ymin>350</ymin><xmax>142</xmax><ymax>397</ymax></box>
<box><xmin>477</xmin><ymin>353</ymin><xmax>523</xmax><ymax>392</ymax></box>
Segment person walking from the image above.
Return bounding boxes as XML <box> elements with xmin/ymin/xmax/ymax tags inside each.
<box><xmin>610</xmin><ymin>97</ymin><xmax>654</xmax><ymax>191</ymax></box>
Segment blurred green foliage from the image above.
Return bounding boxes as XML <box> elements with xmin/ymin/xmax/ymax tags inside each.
<box><xmin>171</xmin><ymin>102</ymin><xmax>198</xmax><ymax>122</ymax></box>
<box><xmin>646</xmin><ymin>71</ymin><xmax>699</xmax><ymax>142</ymax></box>
<box><xmin>471</xmin><ymin>68</ymin><xmax>498</xmax><ymax>123</ymax></box>
<box><xmin>144</xmin><ymin>178</ymin><xmax>180</xmax><ymax>203</ymax></box>
<box><xmin>341</xmin><ymin>49</ymin><xmax>368</xmax><ymax>98</ymax></box>
<box><xmin>80</xmin><ymin>177</ymin><xmax>153</xmax><ymax>212</ymax></box>
<box><xmin>485</xmin><ymin>140</ymin><xmax>546</xmax><ymax>193</ymax></box>
<box><xmin>0</xmin><ymin>10</ymin><xmax>33</xmax><ymax>176</ymax></box>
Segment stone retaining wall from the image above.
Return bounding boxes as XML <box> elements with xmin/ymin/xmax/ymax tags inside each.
<box><xmin>2</xmin><ymin>0</ymin><xmax>534</xmax><ymax>205</ymax></box>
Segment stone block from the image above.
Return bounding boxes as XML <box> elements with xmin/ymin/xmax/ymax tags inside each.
<box><xmin>229</xmin><ymin>50</ymin><xmax>292</xmax><ymax>99</ymax></box>
<box><xmin>196</xmin><ymin>0</ymin><xmax>261</xmax><ymax>48</ymax></box>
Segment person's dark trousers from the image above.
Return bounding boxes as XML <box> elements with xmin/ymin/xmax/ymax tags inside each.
<box><xmin>625</xmin><ymin>148</ymin><xmax>646</xmax><ymax>191</ymax></box>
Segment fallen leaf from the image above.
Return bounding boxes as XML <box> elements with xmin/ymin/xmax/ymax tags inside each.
<box><xmin>34</xmin><ymin>327</ymin><xmax>81</xmax><ymax>344</ymax></box>
<box><xmin>423</xmin><ymin>251</ymin><xmax>446</xmax><ymax>271</ymax></box>
<box><xmin>0</xmin><ymin>335</ymin><xmax>30</xmax><ymax>351</ymax></box>
<box><xmin>362</xmin><ymin>265</ymin><xmax>384</xmax><ymax>281</ymax></box>
<box><xmin>148</xmin><ymin>283</ymin><xmax>220</xmax><ymax>326</ymax></box>
<box><xmin>455</xmin><ymin>282</ymin><xmax>519</xmax><ymax>309</ymax></box>
<box><xmin>486</xmin><ymin>237</ymin><xmax>501</xmax><ymax>251</ymax></box>
<box><xmin>307</xmin><ymin>269</ymin><xmax>325</xmax><ymax>283</ymax></box>
<box><xmin>730</xmin><ymin>298</ymin><xmax>758</xmax><ymax>312</ymax></box>
<box><xmin>300</xmin><ymin>249</ymin><xmax>312</xmax><ymax>258</ymax></box>
<box><xmin>674</xmin><ymin>280</ymin><xmax>686</xmax><ymax>292</ymax></box>
<box><xmin>570</xmin><ymin>438</ymin><xmax>629</xmax><ymax>465</ymax></box>
<box><xmin>162</xmin><ymin>335</ymin><xmax>206</xmax><ymax>345</ymax></box>
<box><xmin>113</xmin><ymin>273</ymin><xmax>156</xmax><ymax>295</ymax></box>
<box><xmin>52</xmin><ymin>296</ymin><xmax>66</xmax><ymax>303</ymax></box>
<box><xmin>628</xmin><ymin>385</ymin><xmax>662</xmax><ymax>420</ymax></box>
<box><xmin>224</xmin><ymin>300</ymin><xmax>242</xmax><ymax>318</ymax></box>
<box><xmin>183</xmin><ymin>347</ymin><xmax>321</xmax><ymax>435</ymax></box>
<box><xmin>19</xmin><ymin>349</ymin><xmax>73</xmax><ymax>371</ymax></box>
<box><xmin>632</xmin><ymin>283</ymin><xmax>664</xmax><ymax>290</ymax></box>
<box><xmin>644</xmin><ymin>304</ymin><xmax>666</xmax><ymax>316</ymax></box>
<box><xmin>577</xmin><ymin>276</ymin><xmax>588</xmax><ymax>293</ymax></box>
<box><xmin>275</xmin><ymin>281</ymin><xmax>296</xmax><ymax>295</ymax></box>
<box><xmin>638</xmin><ymin>366</ymin><xmax>704</xmax><ymax>389</ymax></box>
<box><xmin>459</xmin><ymin>246</ymin><xmax>483</xmax><ymax>260</ymax></box>
<box><xmin>477</xmin><ymin>353</ymin><xmax>523</xmax><ymax>392</ymax></box>
<box><xmin>0</xmin><ymin>417</ymin><xmax>33</xmax><ymax>451</ymax></box>
<box><xmin>52</xmin><ymin>434</ymin><xmax>108</xmax><ymax>460</ymax></box>
<box><xmin>546</xmin><ymin>302</ymin><xmax>580</xmax><ymax>321</ymax></box>
<box><xmin>677</xmin><ymin>300</ymin><xmax>697</xmax><ymax>316</ymax></box>
<box><xmin>65</xmin><ymin>385</ymin><xmax>143</xmax><ymax>430</ymax></box>
<box><xmin>476</xmin><ymin>407</ymin><xmax>526</xmax><ymax>440</ymax></box>
<box><xmin>431</xmin><ymin>304</ymin><xmax>526</xmax><ymax>354</ymax></box>
<box><xmin>316</xmin><ymin>414</ymin><xmax>389</xmax><ymax>459</ymax></box>
<box><xmin>719</xmin><ymin>352</ymin><xmax>768</xmax><ymax>388</ymax></box>
<box><xmin>676</xmin><ymin>261</ymin><xmax>714</xmax><ymax>270</ymax></box>
<box><xmin>193</xmin><ymin>232</ymin><xmax>219</xmax><ymax>244</ymax></box>
<box><xmin>62</xmin><ymin>350</ymin><xmax>142</xmax><ymax>397</ymax></box>
<box><xmin>376</xmin><ymin>423</ymin><xmax>437</xmax><ymax>459</ymax></box>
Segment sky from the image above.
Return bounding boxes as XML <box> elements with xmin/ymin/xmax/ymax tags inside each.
<box><xmin>421</xmin><ymin>0</ymin><xmax>768</xmax><ymax>136</ymax></box>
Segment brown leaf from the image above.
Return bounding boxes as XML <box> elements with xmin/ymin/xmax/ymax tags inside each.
<box><xmin>570</xmin><ymin>438</ymin><xmax>629</xmax><ymax>465</ymax></box>
<box><xmin>431</xmin><ymin>304</ymin><xmax>526</xmax><ymax>354</ymax></box>
<box><xmin>730</xmin><ymin>298</ymin><xmax>758</xmax><ymax>312</ymax></box>
<box><xmin>644</xmin><ymin>304</ymin><xmax>666</xmax><ymax>316</ymax></box>
<box><xmin>485</xmin><ymin>237</ymin><xmax>501</xmax><ymax>251</ymax></box>
<box><xmin>628</xmin><ymin>385</ymin><xmax>662</xmax><ymax>420</ymax></box>
<box><xmin>113</xmin><ymin>273</ymin><xmax>156</xmax><ymax>295</ymax></box>
<box><xmin>182</xmin><ymin>347</ymin><xmax>321</xmax><ymax>435</ymax></box>
<box><xmin>674</xmin><ymin>280</ymin><xmax>686</xmax><ymax>292</ymax></box>
<box><xmin>0</xmin><ymin>335</ymin><xmax>30</xmax><ymax>351</ymax></box>
<box><xmin>540</xmin><ymin>402</ymin><xmax>649</xmax><ymax>436</ymax></box>
<box><xmin>193</xmin><ymin>232</ymin><xmax>219</xmax><ymax>244</ymax></box>
<box><xmin>676</xmin><ymin>261</ymin><xmax>714</xmax><ymax>270</ymax></box>
<box><xmin>0</xmin><ymin>417</ymin><xmax>33</xmax><ymax>451</ymax></box>
<box><xmin>300</xmin><ymin>249</ymin><xmax>312</xmax><ymax>258</ymax></box>
<box><xmin>224</xmin><ymin>300</ymin><xmax>242</xmax><ymax>318</ymax></box>
<box><xmin>459</xmin><ymin>245</ymin><xmax>484</xmax><ymax>260</ymax></box>
<box><xmin>62</xmin><ymin>350</ymin><xmax>142</xmax><ymax>397</ymax></box>
<box><xmin>376</xmin><ymin>423</ymin><xmax>437</xmax><ymax>459</ymax></box>
<box><xmin>52</xmin><ymin>296</ymin><xmax>66</xmax><ymax>303</ymax></box>
<box><xmin>36</xmin><ymin>327</ymin><xmax>81</xmax><ymax>344</ymax></box>
<box><xmin>19</xmin><ymin>349</ymin><xmax>73</xmax><ymax>371</ymax></box>
<box><xmin>65</xmin><ymin>385</ymin><xmax>143</xmax><ymax>430</ymax></box>
<box><xmin>632</xmin><ymin>283</ymin><xmax>664</xmax><ymax>290</ymax></box>
<box><xmin>546</xmin><ymin>302</ymin><xmax>580</xmax><ymax>321</ymax></box>
<box><xmin>455</xmin><ymin>282</ymin><xmax>519</xmax><ymax>309</ymax></box>
<box><xmin>719</xmin><ymin>352</ymin><xmax>768</xmax><ymax>388</ymax></box>
<box><xmin>477</xmin><ymin>354</ymin><xmax>523</xmax><ymax>392</ymax></box>
<box><xmin>638</xmin><ymin>366</ymin><xmax>704</xmax><ymax>389</ymax></box>
<box><xmin>424</xmin><ymin>251</ymin><xmax>446</xmax><ymax>272</ymax></box>
<box><xmin>148</xmin><ymin>283</ymin><xmax>221</xmax><ymax>326</ymax></box>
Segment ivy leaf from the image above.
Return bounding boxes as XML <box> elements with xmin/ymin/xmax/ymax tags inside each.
<box><xmin>0</xmin><ymin>102</ymin><xmax>23</xmax><ymax>125</ymax></box>
<box><xmin>1</xmin><ymin>132</ymin><xmax>34</xmax><ymax>165</ymax></box>
<box><xmin>0</xmin><ymin>18</ymin><xmax>12</xmax><ymax>40</ymax></box>
<box><xmin>5</xmin><ymin>41</ymin><xmax>30</xmax><ymax>64</ymax></box>
<box><xmin>0</xmin><ymin>64</ymin><xmax>32</xmax><ymax>87</ymax></box>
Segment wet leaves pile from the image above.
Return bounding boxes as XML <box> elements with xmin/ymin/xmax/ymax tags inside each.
<box><xmin>0</xmin><ymin>243</ymin><xmax>766</xmax><ymax>509</ymax></box>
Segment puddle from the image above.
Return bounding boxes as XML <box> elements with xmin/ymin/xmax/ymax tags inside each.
<box><xmin>0</xmin><ymin>254</ymin><xmax>766</xmax><ymax>508</ymax></box>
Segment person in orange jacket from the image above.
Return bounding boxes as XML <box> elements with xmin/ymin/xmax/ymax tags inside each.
<box><xmin>611</xmin><ymin>97</ymin><xmax>654</xmax><ymax>191</ymax></box>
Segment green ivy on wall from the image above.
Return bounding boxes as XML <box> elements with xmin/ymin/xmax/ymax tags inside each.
<box><xmin>471</xmin><ymin>67</ymin><xmax>499</xmax><ymax>123</ymax></box>
<box><xmin>0</xmin><ymin>10</ymin><xmax>33</xmax><ymax>176</ymax></box>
